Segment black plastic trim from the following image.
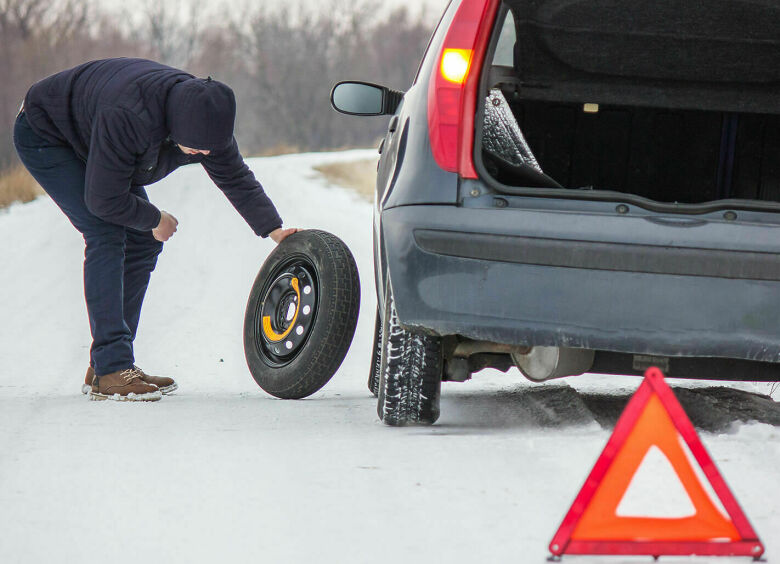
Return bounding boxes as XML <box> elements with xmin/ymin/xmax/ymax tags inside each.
<box><xmin>329</xmin><ymin>81</ymin><xmax>404</xmax><ymax>117</ymax></box>
<box><xmin>414</xmin><ymin>228</ymin><xmax>780</xmax><ymax>280</ymax></box>
<box><xmin>591</xmin><ymin>351</ymin><xmax>780</xmax><ymax>381</ymax></box>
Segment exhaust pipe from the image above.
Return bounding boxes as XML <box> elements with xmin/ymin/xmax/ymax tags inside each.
<box><xmin>511</xmin><ymin>346</ymin><xmax>595</xmax><ymax>382</ymax></box>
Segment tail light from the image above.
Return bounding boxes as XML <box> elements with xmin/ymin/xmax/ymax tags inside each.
<box><xmin>427</xmin><ymin>0</ymin><xmax>501</xmax><ymax>178</ymax></box>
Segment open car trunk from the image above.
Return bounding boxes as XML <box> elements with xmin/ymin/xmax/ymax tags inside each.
<box><xmin>480</xmin><ymin>0</ymin><xmax>780</xmax><ymax>206</ymax></box>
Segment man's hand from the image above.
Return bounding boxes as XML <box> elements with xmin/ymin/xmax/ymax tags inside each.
<box><xmin>153</xmin><ymin>211</ymin><xmax>178</xmax><ymax>242</ymax></box>
<box><xmin>269</xmin><ymin>227</ymin><xmax>300</xmax><ymax>244</ymax></box>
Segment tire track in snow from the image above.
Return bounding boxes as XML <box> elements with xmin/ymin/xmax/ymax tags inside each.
<box><xmin>436</xmin><ymin>380</ymin><xmax>780</xmax><ymax>433</ymax></box>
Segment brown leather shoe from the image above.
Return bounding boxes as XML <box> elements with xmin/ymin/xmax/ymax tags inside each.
<box><xmin>132</xmin><ymin>365</ymin><xmax>177</xmax><ymax>394</ymax></box>
<box><xmin>82</xmin><ymin>367</ymin><xmax>96</xmax><ymax>395</ymax></box>
<box><xmin>83</xmin><ymin>366</ymin><xmax>177</xmax><ymax>395</ymax></box>
<box><xmin>88</xmin><ymin>367</ymin><xmax>162</xmax><ymax>402</ymax></box>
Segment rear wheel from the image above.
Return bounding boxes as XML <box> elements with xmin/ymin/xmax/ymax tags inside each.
<box><xmin>367</xmin><ymin>307</ymin><xmax>381</xmax><ymax>397</ymax></box>
<box><xmin>377</xmin><ymin>283</ymin><xmax>443</xmax><ymax>426</ymax></box>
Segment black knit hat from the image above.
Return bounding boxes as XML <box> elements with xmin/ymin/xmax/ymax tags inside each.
<box><xmin>167</xmin><ymin>77</ymin><xmax>236</xmax><ymax>151</ymax></box>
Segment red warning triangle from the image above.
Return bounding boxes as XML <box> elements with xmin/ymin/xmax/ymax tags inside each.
<box><xmin>549</xmin><ymin>367</ymin><xmax>764</xmax><ymax>558</ymax></box>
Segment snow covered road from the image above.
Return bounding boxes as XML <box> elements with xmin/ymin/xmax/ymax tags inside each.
<box><xmin>1</xmin><ymin>150</ymin><xmax>778</xmax><ymax>563</ymax></box>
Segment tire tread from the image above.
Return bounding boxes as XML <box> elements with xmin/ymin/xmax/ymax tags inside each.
<box><xmin>378</xmin><ymin>290</ymin><xmax>442</xmax><ymax>426</ymax></box>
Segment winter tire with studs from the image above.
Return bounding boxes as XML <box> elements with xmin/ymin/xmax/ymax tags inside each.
<box><xmin>377</xmin><ymin>282</ymin><xmax>443</xmax><ymax>426</ymax></box>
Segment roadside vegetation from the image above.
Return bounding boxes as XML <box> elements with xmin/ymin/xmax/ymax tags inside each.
<box><xmin>0</xmin><ymin>166</ymin><xmax>41</xmax><ymax>208</ymax></box>
<box><xmin>0</xmin><ymin>0</ymin><xmax>433</xmax><ymax>208</ymax></box>
<box><xmin>314</xmin><ymin>159</ymin><xmax>378</xmax><ymax>201</ymax></box>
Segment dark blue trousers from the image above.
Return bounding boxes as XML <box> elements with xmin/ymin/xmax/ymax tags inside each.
<box><xmin>14</xmin><ymin>112</ymin><xmax>163</xmax><ymax>376</ymax></box>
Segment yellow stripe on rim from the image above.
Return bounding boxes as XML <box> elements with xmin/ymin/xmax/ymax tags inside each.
<box><xmin>262</xmin><ymin>278</ymin><xmax>301</xmax><ymax>342</ymax></box>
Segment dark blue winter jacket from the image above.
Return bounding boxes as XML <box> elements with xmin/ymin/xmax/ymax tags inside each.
<box><xmin>23</xmin><ymin>58</ymin><xmax>283</xmax><ymax>236</ymax></box>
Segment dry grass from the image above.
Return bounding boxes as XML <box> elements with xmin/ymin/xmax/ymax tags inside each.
<box><xmin>0</xmin><ymin>155</ymin><xmax>380</xmax><ymax>210</ymax></box>
<box><xmin>314</xmin><ymin>158</ymin><xmax>379</xmax><ymax>201</ymax></box>
<box><xmin>0</xmin><ymin>166</ymin><xmax>44</xmax><ymax>209</ymax></box>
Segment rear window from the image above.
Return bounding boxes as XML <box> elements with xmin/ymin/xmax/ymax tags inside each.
<box><xmin>492</xmin><ymin>9</ymin><xmax>515</xmax><ymax>67</ymax></box>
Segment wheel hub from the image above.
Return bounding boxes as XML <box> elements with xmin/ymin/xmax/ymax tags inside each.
<box><xmin>258</xmin><ymin>264</ymin><xmax>317</xmax><ymax>362</ymax></box>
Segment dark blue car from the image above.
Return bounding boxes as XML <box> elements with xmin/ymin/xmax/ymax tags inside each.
<box><xmin>331</xmin><ymin>0</ymin><xmax>780</xmax><ymax>425</ymax></box>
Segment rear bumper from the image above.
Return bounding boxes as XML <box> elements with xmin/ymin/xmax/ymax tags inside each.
<box><xmin>381</xmin><ymin>204</ymin><xmax>780</xmax><ymax>363</ymax></box>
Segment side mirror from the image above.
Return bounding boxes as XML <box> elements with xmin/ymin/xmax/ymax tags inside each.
<box><xmin>330</xmin><ymin>81</ymin><xmax>404</xmax><ymax>116</ymax></box>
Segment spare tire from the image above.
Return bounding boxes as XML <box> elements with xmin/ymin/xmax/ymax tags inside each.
<box><xmin>243</xmin><ymin>230</ymin><xmax>360</xmax><ymax>399</ymax></box>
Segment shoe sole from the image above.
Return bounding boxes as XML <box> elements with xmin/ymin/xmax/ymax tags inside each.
<box><xmin>88</xmin><ymin>390</ymin><xmax>162</xmax><ymax>402</ymax></box>
<box><xmin>158</xmin><ymin>382</ymin><xmax>178</xmax><ymax>395</ymax></box>
<box><xmin>82</xmin><ymin>382</ymin><xmax>177</xmax><ymax>395</ymax></box>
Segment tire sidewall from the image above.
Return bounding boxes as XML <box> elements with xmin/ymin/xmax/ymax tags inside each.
<box><xmin>243</xmin><ymin>230</ymin><xmax>359</xmax><ymax>398</ymax></box>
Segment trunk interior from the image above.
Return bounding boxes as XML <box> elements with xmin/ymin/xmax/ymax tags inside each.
<box><xmin>485</xmin><ymin>96</ymin><xmax>780</xmax><ymax>204</ymax></box>
<box><xmin>481</xmin><ymin>0</ymin><xmax>780</xmax><ymax>205</ymax></box>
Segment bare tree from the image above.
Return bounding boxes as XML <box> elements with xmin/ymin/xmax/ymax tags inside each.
<box><xmin>220</xmin><ymin>0</ymin><xmax>430</xmax><ymax>155</ymax></box>
<box><xmin>0</xmin><ymin>0</ymin><xmax>48</xmax><ymax>39</ymax></box>
<box><xmin>0</xmin><ymin>0</ymin><xmax>433</xmax><ymax>173</ymax></box>
<box><xmin>0</xmin><ymin>0</ymin><xmax>129</xmax><ymax>169</ymax></box>
<box><xmin>130</xmin><ymin>0</ymin><xmax>203</xmax><ymax>69</ymax></box>
<box><xmin>47</xmin><ymin>0</ymin><xmax>90</xmax><ymax>46</ymax></box>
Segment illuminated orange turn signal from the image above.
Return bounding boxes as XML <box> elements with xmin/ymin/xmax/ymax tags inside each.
<box><xmin>440</xmin><ymin>48</ymin><xmax>473</xmax><ymax>84</ymax></box>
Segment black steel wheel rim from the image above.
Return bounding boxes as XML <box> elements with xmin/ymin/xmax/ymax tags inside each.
<box><xmin>253</xmin><ymin>255</ymin><xmax>319</xmax><ymax>368</ymax></box>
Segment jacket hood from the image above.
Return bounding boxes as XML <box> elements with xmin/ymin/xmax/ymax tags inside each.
<box><xmin>167</xmin><ymin>77</ymin><xmax>236</xmax><ymax>151</ymax></box>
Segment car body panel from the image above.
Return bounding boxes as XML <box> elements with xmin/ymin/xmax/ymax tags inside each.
<box><xmin>382</xmin><ymin>204</ymin><xmax>780</xmax><ymax>362</ymax></box>
<box><xmin>372</xmin><ymin>0</ymin><xmax>461</xmax><ymax>306</ymax></box>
